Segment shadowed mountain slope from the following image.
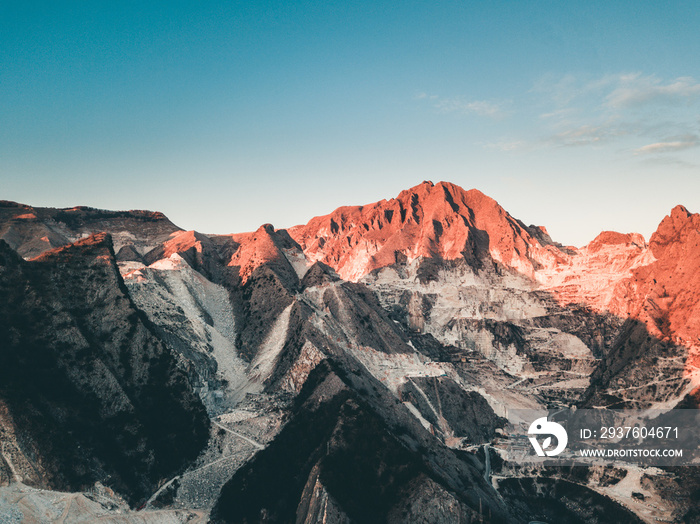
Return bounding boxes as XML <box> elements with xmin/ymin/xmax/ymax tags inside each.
<box><xmin>0</xmin><ymin>234</ymin><xmax>209</xmax><ymax>504</ymax></box>
<box><xmin>211</xmin><ymin>360</ymin><xmax>511</xmax><ymax>524</ymax></box>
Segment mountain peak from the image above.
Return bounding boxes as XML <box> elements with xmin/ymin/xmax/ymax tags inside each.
<box><xmin>287</xmin><ymin>181</ymin><xmax>565</xmax><ymax>280</ymax></box>
<box><xmin>670</xmin><ymin>204</ymin><xmax>691</xmax><ymax>220</ymax></box>
<box><xmin>587</xmin><ymin>231</ymin><xmax>646</xmax><ymax>253</ymax></box>
<box><xmin>0</xmin><ymin>201</ymin><xmax>181</xmax><ymax>259</ymax></box>
<box><xmin>227</xmin><ymin>223</ymin><xmax>305</xmax><ymax>286</ymax></box>
<box><xmin>650</xmin><ymin>204</ymin><xmax>698</xmax><ymax>258</ymax></box>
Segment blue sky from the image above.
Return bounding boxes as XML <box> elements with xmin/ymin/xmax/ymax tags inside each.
<box><xmin>2</xmin><ymin>1</ymin><xmax>699</xmax><ymax>246</ymax></box>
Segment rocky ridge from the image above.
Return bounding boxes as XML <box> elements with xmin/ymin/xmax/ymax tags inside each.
<box><xmin>0</xmin><ymin>200</ymin><xmax>181</xmax><ymax>260</ymax></box>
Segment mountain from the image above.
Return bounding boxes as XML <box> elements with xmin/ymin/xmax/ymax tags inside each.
<box><xmin>0</xmin><ymin>182</ymin><xmax>698</xmax><ymax>523</ymax></box>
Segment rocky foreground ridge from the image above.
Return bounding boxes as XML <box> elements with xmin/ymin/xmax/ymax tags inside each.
<box><xmin>0</xmin><ymin>182</ymin><xmax>699</xmax><ymax>523</ymax></box>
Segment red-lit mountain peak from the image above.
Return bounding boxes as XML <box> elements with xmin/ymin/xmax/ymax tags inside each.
<box><xmin>287</xmin><ymin>181</ymin><xmax>565</xmax><ymax>280</ymax></box>
<box><xmin>227</xmin><ymin>224</ymin><xmax>304</xmax><ymax>285</ymax></box>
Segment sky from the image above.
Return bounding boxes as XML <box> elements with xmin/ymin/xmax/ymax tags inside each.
<box><xmin>2</xmin><ymin>1</ymin><xmax>699</xmax><ymax>246</ymax></box>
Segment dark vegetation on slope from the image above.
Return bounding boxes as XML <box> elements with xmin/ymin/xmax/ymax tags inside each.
<box><xmin>497</xmin><ymin>476</ymin><xmax>644</xmax><ymax>524</ymax></box>
<box><xmin>0</xmin><ymin>236</ymin><xmax>209</xmax><ymax>504</ymax></box>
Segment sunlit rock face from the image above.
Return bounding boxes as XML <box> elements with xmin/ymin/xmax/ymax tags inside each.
<box><xmin>535</xmin><ymin>230</ymin><xmax>652</xmax><ymax>312</ymax></box>
<box><xmin>623</xmin><ymin>205</ymin><xmax>700</xmax><ymax>344</ymax></box>
<box><xmin>531</xmin><ymin>206</ymin><xmax>700</xmax><ymax>408</ymax></box>
<box><xmin>287</xmin><ymin>181</ymin><xmax>568</xmax><ymax>281</ymax></box>
<box><xmin>584</xmin><ymin>206</ymin><xmax>700</xmax><ymax>407</ymax></box>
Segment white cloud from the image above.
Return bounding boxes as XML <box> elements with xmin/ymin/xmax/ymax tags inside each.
<box><xmin>531</xmin><ymin>73</ymin><xmax>582</xmax><ymax>107</ymax></box>
<box><xmin>606</xmin><ymin>74</ymin><xmax>700</xmax><ymax>108</ymax></box>
<box><xmin>414</xmin><ymin>92</ymin><xmax>438</xmax><ymax>101</ymax></box>
<box><xmin>638</xmin><ymin>156</ymin><xmax>698</xmax><ymax>169</ymax></box>
<box><xmin>547</xmin><ymin>120</ymin><xmax>630</xmax><ymax>147</ymax></box>
<box><xmin>533</xmin><ymin>72</ymin><xmax>700</xmax><ymax>113</ymax></box>
<box><xmin>418</xmin><ymin>94</ymin><xmax>509</xmax><ymax>119</ymax></box>
<box><xmin>460</xmin><ymin>100</ymin><xmax>505</xmax><ymax>118</ymax></box>
<box><xmin>419</xmin><ymin>73</ymin><xmax>700</xmax><ymax>162</ymax></box>
<box><xmin>634</xmin><ymin>136</ymin><xmax>699</xmax><ymax>155</ymax></box>
<box><xmin>480</xmin><ymin>140</ymin><xmax>529</xmax><ymax>151</ymax></box>
<box><xmin>551</xmin><ymin>126</ymin><xmax>603</xmax><ymax>146</ymax></box>
<box><xmin>530</xmin><ymin>73</ymin><xmax>700</xmax><ymax>158</ymax></box>
<box><xmin>539</xmin><ymin>107</ymin><xmax>577</xmax><ymax>120</ymax></box>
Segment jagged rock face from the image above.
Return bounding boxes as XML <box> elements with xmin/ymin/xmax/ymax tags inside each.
<box><xmin>361</xmin><ymin>258</ymin><xmax>601</xmax><ymax>410</ymax></box>
<box><xmin>496</xmin><ymin>477</ymin><xmax>644</xmax><ymax>523</ymax></box>
<box><xmin>140</xmin><ymin>229</ymin><xmax>222</xmax><ymax>277</ymax></box>
<box><xmin>287</xmin><ymin>181</ymin><xmax>567</xmax><ymax>281</ymax></box>
<box><xmin>235</xmin><ymin>264</ymin><xmax>298</xmax><ymax>362</ymax></box>
<box><xmin>0</xmin><ymin>235</ymin><xmax>209</xmax><ymax>504</ymax></box>
<box><xmin>399</xmin><ymin>377</ymin><xmax>505</xmax><ymax>444</ymax></box>
<box><xmin>530</xmin><ymin>207</ymin><xmax>700</xmax><ymax>408</ymax></box>
<box><xmin>623</xmin><ymin>205</ymin><xmax>700</xmax><ymax>346</ymax></box>
<box><xmin>122</xmin><ymin>252</ymin><xmax>248</xmax><ymax>415</ymax></box>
